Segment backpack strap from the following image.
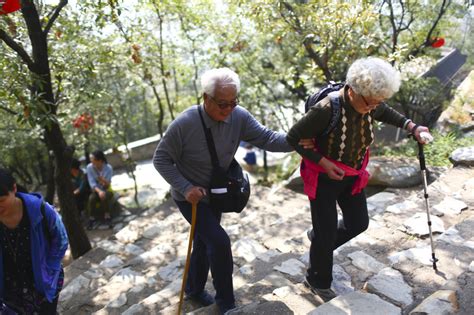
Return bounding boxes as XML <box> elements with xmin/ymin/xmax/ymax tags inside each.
<box><xmin>322</xmin><ymin>92</ymin><xmax>342</xmax><ymax>136</ymax></box>
<box><xmin>197</xmin><ymin>106</ymin><xmax>220</xmax><ymax>168</ymax></box>
<box><xmin>40</xmin><ymin>201</ymin><xmax>52</xmax><ymax>244</ymax></box>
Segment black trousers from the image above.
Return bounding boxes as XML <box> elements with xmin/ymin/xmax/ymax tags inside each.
<box><xmin>307</xmin><ymin>173</ymin><xmax>369</xmax><ymax>289</ymax></box>
<box><xmin>174</xmin><ymin>200</ymin><xmax>235</xmax><ymax>308</ymax></box>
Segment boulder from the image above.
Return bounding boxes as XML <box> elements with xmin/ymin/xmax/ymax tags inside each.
<box><xmin>367</xmin><ymin>157</ymin><xmax>420</xmax><ymax>188</ymax></box>
<box><xmin>449</xmin><ymin>146</ymin><xmax>474</xmax><ymax>167</ymax></box>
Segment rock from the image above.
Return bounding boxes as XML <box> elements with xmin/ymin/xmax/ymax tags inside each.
<box><xmin>157</xmin><ymin>259</ymin><xmax>183</xmax><ymax>281</ymax></box>
<box><xmin>409</xmin><ymin>290</ymin><xmax>458</xmax><ymax>315</ymax></box>
<box><xmin>262</xmin><ymin>285</ymin><xmax>317</xmax><ymax>314</ymax></box>
<box><xmin>283</xmin><ymin>168</ymin><xmax>304</xmax><ymax>194</ymax></box>
<box><xmin>367</xmin><ymin>157</ymin><xmax>420</xmax><ymax>188</ymax></box>
<box><xmin>115</xmin><ymin>225</ymin><xmax>140</xmax><ymax>243</ymax></box>
<box><xmin>59</xmin><ymin>275</ymin><xmax>90</xmax><ymax>302</ymax></box>
<box><xmin>273</xmin><ymin>258</ymin><xmax>306</xmax><ymax>276</ymax></box>
<box><xmin>348</xmin><ymin>251</ymin><xmax>386</xmax><ymax>274</ymax></box>
<box><xmin>124</xmin><ymin>243</ymin><xmax>145</xmax><ymax>256</ymax></box>
<box><xmin>433</xmin><ymin>197</ymin><xmax>468</xmax><ymax>215</ymax></box>
<box><xmin>227</xmin><ymin>300</ymin><xmax>293</xmax><ymax>315</ymax></box>
<box><xmin>449</xmin><ymin>146</ymin><xmax>474</xmax><ymax>166</ymax></box>
<box><xmin>122</xmin><ymin>304</ymin><xmax>145</xmax><ymax>315</ymax></box>
<box><xmin>364</xmin><ymin>267</ymin><xmax>413</xmax><ymax>307</ymax></box>
<box><xmin>308</xmin><ymin>291</ymin><xmax>401</xmax><ymax>315</ymax></box>
<box><xmin>106</xmin><ymin>292</ymin><xmax>127</xmax><ymax>308</ymax></box>
<box><xmin>388</xmin><ymin>244</ymin><xmax>434</xmax><ymax>266</ymax></box>
<box><xmin>402</xmin><ymin>213</ymin><xmax>445</xmax><ymax>236</ymax></box>
<box><xmin>232</xmin><ymin>238</ymin><xmax>268</xmax><ymax>262</ymax></box>
<box><xmin>386</xmin><ymin>200</ymin><xmax>418</xmax><ymax>214</ymax></box>
<box><xmin>366</xmin><ymin>192</ymin><xmax>397</xmax><ymax>211</ymax></box>
<box><xmin>257</xmin><ymin>249</ymin><xmax>281</xmax><ymax>263</ymax></box>
<box><xmin>98</xmin><ymin>255</ymin><xmax>124</xmax><ymax>269</ymax></box>
<box><xmin>332</xmin><ymin>264</ymin><xmax>354</xmax><ymax>295</ymax></box>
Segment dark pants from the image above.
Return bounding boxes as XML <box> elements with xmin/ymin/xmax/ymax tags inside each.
<box><xmin>307</xmin><ymin>174</ymin><xmax>369</xmax><ymax>289</ymax></box>
<box><xmin>174</xmin><ymin>200</ymin><xmax>235</xmax><ymax>308</ymax></box>
<box><xmin>88</xmin><ymin>191</ymin><xmax>114</xmax><ymax>219</ymax></box>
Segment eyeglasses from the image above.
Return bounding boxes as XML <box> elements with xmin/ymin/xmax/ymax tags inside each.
<box><xmin>208</xmin><ymin>94</ymin><xmax>239</xmax><ymax>110</ymax></box>
<box><xmin>360</xmin><ymin>94</ymin><xmax>384</xmax><ymax>108</ymax></box>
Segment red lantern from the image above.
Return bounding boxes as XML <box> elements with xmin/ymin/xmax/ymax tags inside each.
<box><xmin>431</xmin><ymin>37</ymin><xmax>445</xmax><ymax>48</ymax></box>
<box><xmin>0</xmin><ymin>0</ymin><xmax>21</xmax><ymax>15</ymax></box>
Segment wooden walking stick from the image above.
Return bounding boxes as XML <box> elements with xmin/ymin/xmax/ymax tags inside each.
<box><xmin>177</xmin><ymin>202</ymin><xmax>198</xmax><ymax>314</ymax></box>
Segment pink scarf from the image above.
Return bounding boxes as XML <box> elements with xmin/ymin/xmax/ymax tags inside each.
<box><xmin>300</xmin><ymin>149</ymin><xmax>370</xmax><ymax>200</ymax></box>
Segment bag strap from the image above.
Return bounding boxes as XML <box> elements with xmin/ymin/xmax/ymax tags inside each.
<box><xmin>322</xmin><ymin>93</ymin><xmax>342</xmax><ymax>136</ymax></box>
<box><xmin>197</xmin><ymin>106</ymin><xmax>220</xmax><ymax>168</ymax></box>
<box><xmin>40</xmin><ymin>201</ymin><xmax>52</xmax><ymax>244</ymax></box>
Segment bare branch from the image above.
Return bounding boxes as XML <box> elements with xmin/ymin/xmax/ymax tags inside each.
<box><xmin>43</xmin><ymin>0</ymin><xmax>68</xmax><ymax>35</ymax></box>
<box><xmin>0</xmin><ymin>29</ymin><xmax>35</xmax><ymax>71</ymax></box>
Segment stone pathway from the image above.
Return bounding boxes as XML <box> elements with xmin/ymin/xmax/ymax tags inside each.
<box><xmin>60</xmin><ymin>166</ymin><xmax>474</xmax><ymax>315</ymax></box>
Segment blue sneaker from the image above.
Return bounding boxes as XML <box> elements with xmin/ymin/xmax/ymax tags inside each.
<box><xmin>185</xmin><ymin>290</ymin><xmax>215</xmax><ymax>306</ymax></box>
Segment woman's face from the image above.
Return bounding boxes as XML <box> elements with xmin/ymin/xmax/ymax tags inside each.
<box><xmin>0</xmin><ymin>186</ymin><xmax>17</xmax><ymax>218</ymax></box>
<box><xmin>90</xmin><ymin>155</ymin><xmax>103</xmax><ymax>169</ymax></box>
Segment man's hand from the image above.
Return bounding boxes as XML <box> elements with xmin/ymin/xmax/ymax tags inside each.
<box><xmin>299</xmin><ymin>138</ymin><xmax>315</xmax><ymax>150</ymax></box>
<box><xmin>98</xmin><ymin>189</ymin><xmax>106</xmax><ymax>200</ymax></box>
<box><xmin>185</xmin><ymin>186</ymin><xmax>207</xmax><ymax>204</ymax></box>
<box><xmin>318</xmin><ymin>157</ymin><xmax>345</xmax><ymax>180</ymax></box>
<box><xmin>73</xmin><ymin>188</ymin><xmax>80</xmax><ymax>195</ymax></box>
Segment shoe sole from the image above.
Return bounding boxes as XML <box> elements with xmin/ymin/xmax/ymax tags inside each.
<box><xmin>303</xmin><ymin>280</ymin><xmax>336</xmax><ymax>303</ymax></box>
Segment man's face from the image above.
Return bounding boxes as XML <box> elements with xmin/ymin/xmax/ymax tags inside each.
<box><xmin>203</xmin><ymin>84</ymin><xmax>238</xmax><ymax>121</ymax></box>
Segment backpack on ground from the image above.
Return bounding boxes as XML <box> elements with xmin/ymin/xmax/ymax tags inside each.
<box><xmin>304</xmin><ymin>81</ymin><xmax>345</xmax><ymax>136</ymax></box>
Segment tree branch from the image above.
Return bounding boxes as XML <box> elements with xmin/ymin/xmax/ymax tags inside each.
<box><xmin>0</xmin><ymin>104</ymin><xmax>18</xmax><ymax>115</ymax></box>
<box><xmin>0</xmin><ymin>28</ymin><xmax>36</xmax><ymax>71</ymax></box>
<box><xmin>408</xmin><ymin>0</ymin><xmax>451</xmax><ymax>57</ymax></box>
<box><xmin>43</xmin><ymin>0</ymin><xmax>68</xmax><ymax>35</ymax></box>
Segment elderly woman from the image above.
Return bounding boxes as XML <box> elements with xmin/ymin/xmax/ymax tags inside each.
<box><xmin>286</xmin><ymin>57</ymin><xmax>431</xmax><ymax>302</ymax></box>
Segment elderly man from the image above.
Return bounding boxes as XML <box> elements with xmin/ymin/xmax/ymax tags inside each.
<box><xmin>154</xmin><ymin>68</ymin><xmax>312</xmax><ymax>313</ymax></box>
<box><xmin>286</xmin><ymin>57</ymin><xmax>432</xmax><ymax>302</ymax></box>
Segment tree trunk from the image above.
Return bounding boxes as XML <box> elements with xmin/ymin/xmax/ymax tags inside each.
<box><xmin>21</xmin><ymin>1</ymin><xmax>91</xmax><ymax>258</ymax></box>
<box><xmin>45</xmin><ymin>150</ymin><xmax>55</xmax><ymax>204</ymax></box>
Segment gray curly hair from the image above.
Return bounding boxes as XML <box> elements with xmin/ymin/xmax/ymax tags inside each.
<box><xmin>201</xmin><ymin>68</ymin><xmax>240</xmax><ymax>97</ymax></box>
<box><xmin>346</xmin><ymin>57</ymin><xmax>401</xmax><ymax>100</ymax></box>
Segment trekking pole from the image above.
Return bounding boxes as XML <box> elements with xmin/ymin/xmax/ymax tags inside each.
<box><xmin>177</xmin><ymin>202</ymin><xmax>198</xmax><ymax>314</ymax></box>
<box><xmin>414</xmin><ymin>132</ymin><xmax>438</xmax><ymax>271</ymax></box>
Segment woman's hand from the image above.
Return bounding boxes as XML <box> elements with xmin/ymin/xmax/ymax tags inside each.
<box><xmin>413</xmin><ymin>126</ymin><xmax>433</xmax><ymax>144</ymax></box>
<box><xmin>185</xmin><ymin>186</ymin><xmax>207</xmax><ymax>204</ymax></box>
<box><xmin>319</xmin><ymin>157</ymin><xmax>345</xmax><ymax>180</ymax></box>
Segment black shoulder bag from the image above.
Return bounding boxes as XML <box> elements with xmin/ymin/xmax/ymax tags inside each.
<box><xmin>197</xmin><ymin>106</ymin><xmax>250</xmax><ymax>213</ymax></box>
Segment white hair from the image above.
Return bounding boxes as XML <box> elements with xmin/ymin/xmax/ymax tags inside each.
<box><xmin>201</xmin><ymin>68</ymin><xmax>240</xmax><ymax>97</ymax></box>
<box><xmin>346</xmin><ymin>57</ymin><xmax>401</xmax><ymax>99</ymax></box>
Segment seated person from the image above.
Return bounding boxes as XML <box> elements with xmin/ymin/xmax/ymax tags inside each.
<box><xmin>243</xmin><ymin>144</ymin><xmax>257</xmax><ymax>172</ymax></box>
<box><xmin>86</xmin><ymin>150</ymin><xmax>118</xmax><ymax>229</ymax></box>
<box><xmin>70</xmin><ymin>158</ymin><xmax>90</xmax><ymax>216</ymax></box>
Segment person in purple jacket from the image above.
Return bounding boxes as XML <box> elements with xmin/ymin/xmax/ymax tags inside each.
<box><xmin>0</xmin><ymin>168</ymin><xmax>69</xmax><ymax>314</ymax></box>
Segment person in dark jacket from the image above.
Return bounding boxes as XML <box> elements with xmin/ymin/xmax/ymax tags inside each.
<box><xmin>71</xmin><ymin>158</ymin><xmax>90</xmax><ymax>216</ymax></box>
<box><xmin>0</xmin><ymin>168</ymin><xmax>69</xmax><ymax>314</ymax></box>
<box><xmin>154</xmin><ymin>67</ymin><xmax>314</xmax><ymax>314</ymax></box>
<box><xmin>286</xmin><ymin>57</ymin><xmax>432</xmax><ymax>302</ymax></box>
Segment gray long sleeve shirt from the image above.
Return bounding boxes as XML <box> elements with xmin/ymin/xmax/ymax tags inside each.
<box><xmin>153</xmin><ymin>105</ymin><xmax>292</xmax><ymax>202</ymax></box>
